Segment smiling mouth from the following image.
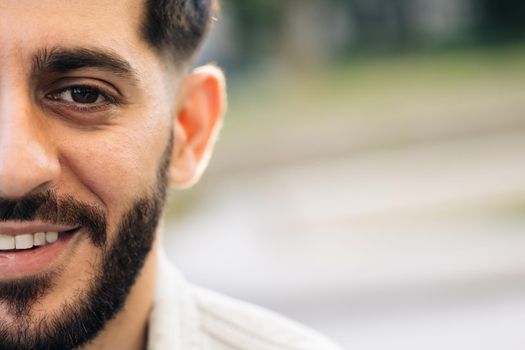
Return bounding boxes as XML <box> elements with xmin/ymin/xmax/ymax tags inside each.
<box><xmin>0</xmin><ymin>228</ymin><xmax>80</xmax><ymax>252</ymax></box>
<box><xmin>0</xmin><ymin>225</ymin><xmax>83</xmax><ymax>278</ymax></box>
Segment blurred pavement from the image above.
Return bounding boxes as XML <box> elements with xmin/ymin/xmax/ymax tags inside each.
<box><xmin>164</xmin><ymin>129</ymin><xmax>525</xmax><ymax>349</ymax></box>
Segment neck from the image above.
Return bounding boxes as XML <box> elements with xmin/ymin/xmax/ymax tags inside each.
<box><xmin>83</xmin><ymin>240</ymin><xmax>159</xmax><ymax>350</ymax></box>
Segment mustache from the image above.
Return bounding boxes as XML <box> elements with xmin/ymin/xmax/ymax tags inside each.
<box><xmin>0</xmin><ymin>191</ymin><xmax>107</xmax><ymax>247</ymax></box>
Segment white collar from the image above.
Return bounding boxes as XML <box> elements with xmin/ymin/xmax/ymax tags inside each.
<box><xmin>147</xmin><ymin>250</ymin><xmax>205</xmax><ymax>350</ymax></box>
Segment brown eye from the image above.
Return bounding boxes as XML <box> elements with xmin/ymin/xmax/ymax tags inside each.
<box><xmin>70</xmin><ymin>86</ymin><xmax>102</xmax><ymax>104</ymax></box>
<box><xmin>48</xmin><ymin>86</ymin><xmax>107</xmax><ymax>104</ymax></box>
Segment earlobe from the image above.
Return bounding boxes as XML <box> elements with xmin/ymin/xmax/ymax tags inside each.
<box><xmin>168</xmin><ymin>65</ymin><xmax>226</xmax><ymax>189</ymax></box>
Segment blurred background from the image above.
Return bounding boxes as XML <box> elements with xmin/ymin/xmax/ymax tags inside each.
<box><xmin>163</xmin><ymin>1</ymin><xmax>525</xmax><ymax>349</ymax></box>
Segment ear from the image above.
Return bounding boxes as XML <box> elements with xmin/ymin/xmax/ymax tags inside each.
<box><xmin>169</xmin><ymin>65</ymin><xmax>226</xmax><ymax>189</ymax></box>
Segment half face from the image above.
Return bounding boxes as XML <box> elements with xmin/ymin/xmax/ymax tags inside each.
<box><xmin>0</xmin><ymin>0</ymin><xmax>181</xmax><ymax>348</ymax></box>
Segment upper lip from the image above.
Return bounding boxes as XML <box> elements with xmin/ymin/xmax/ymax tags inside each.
<box><xmin>0</xmin><ymin>222</ymin><xmax>79</xmax><ymax>235</ymax></box>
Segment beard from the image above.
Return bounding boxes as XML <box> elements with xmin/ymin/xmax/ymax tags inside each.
<box><xmin>0</xmin><ymin>136</ymin><xmax>172</xmax><ymax>350</ymax></box>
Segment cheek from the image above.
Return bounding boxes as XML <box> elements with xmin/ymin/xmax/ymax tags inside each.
<box><xmin>56</xmin><ymin>121</ymin><xmax>170</xmax><ymax>218</ymax></box>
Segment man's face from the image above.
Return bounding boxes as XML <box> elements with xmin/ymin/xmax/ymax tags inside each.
<box><xmin>0</xmin><ymin>0</ymin><xmax>189</xmax><ymax>348</ymax></box>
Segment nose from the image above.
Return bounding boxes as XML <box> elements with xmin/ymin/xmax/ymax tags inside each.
<box><xmin>0</xmin><ymin>93</ymin><xmax>60</xmax><ymax>199</ymax></box>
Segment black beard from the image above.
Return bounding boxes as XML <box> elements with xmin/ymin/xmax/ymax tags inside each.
<box><xmin>0</xmin><ymin>136</ymin><xmax>172</xmax><ymax>350</ymax></box>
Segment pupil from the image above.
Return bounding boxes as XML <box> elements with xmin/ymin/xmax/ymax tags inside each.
<box><xmin>72</xmin><ymin>87</ymin><xmax>99</xmax><ymax>104</ymax></box>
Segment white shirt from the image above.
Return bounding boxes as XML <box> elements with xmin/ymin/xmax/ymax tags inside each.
<box><xmin>147</xmin><ymin>251</ymin><xmax>343</xmax><ymax>350</ymax></box>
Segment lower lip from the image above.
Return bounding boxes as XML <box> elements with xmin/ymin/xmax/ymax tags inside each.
<box><xmin>0</xmin><ymin>229</ymin><xmax>81</xmax><ymax>279</ymax></box>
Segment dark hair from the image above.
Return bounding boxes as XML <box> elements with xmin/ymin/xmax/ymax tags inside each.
<box><xmin>142</xmin><ymin>0</ymin><xmax>218</xmax><ymax>65</ymax></box>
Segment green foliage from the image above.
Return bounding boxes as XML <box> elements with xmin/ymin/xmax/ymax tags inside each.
<box><xmin>220</xmin><ymin>0</ymin><xmax>525</xmax><ymax>65</ymax></box>
<box><xmin>223</xmin><ymin>0</ymin><xmax>284</xmax><ymax>57</ymax></box>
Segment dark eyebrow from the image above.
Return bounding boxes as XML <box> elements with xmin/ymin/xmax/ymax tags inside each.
<box><xmin>32</xmin><ymin>47</ymin><xmax>139</xmax><ymax>81</ymax></box>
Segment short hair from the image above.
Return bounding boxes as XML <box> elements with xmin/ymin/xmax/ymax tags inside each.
<box><xmin>142</xmin><ymin>0</ymin><xmax>218</xmax><ymax>65</ymax></box>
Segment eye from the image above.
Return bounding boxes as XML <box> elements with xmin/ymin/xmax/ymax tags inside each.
<box><xmin>42</xmin><ymin>80</ymin><xmax>124</xmax><ymax>123</ymax></box>
<box><xmin>47</xmin><ymin>86</ymin><xmax>109</xmax><ymax>104</ymax></box>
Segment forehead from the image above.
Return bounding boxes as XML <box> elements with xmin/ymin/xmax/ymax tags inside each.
<box><xmin>0</xmin><ymin>0</ymin><xmax>150</xmax><ymax>69</ymax></box>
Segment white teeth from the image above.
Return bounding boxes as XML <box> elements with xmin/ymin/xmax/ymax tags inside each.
<box><xmin>34</xmin><ymin>232</ymin><xmax>46</xmax><ymax>246</ymax></box>
<box><xmin>46</xmin><ymin>232</ymin><xmax>58</xmax><ymax>244</ymax></box>
<box><xmin>15</xmin><ymin>234</ymin><xmax>34</xmax><ymax>250</ymax></box>
<box><xmin>0</xmin><ymin>235</ymin><xmax>15</xmax><ymax>250</ymax></box>
<box><xmin>0</xmin><ymin>232</ymin><xmax>61</xmax><ymax>251</ymax></box>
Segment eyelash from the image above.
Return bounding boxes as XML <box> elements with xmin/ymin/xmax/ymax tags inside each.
<box><xmin>46</xmin><ymin>85</ymin><xmax>121</xmax><ymax>112</ymax></box>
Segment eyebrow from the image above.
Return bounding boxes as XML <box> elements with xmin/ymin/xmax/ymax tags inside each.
<box><xmin>32</xmin><ymin>47</ymin><xmax>139</xmax><ymax>82</ymax></box>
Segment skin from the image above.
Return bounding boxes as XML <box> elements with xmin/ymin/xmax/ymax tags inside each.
<box><xmin>0</xmin><ymin>0</ymin><xmax>225</xmax><ymax>349</ymax></box>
